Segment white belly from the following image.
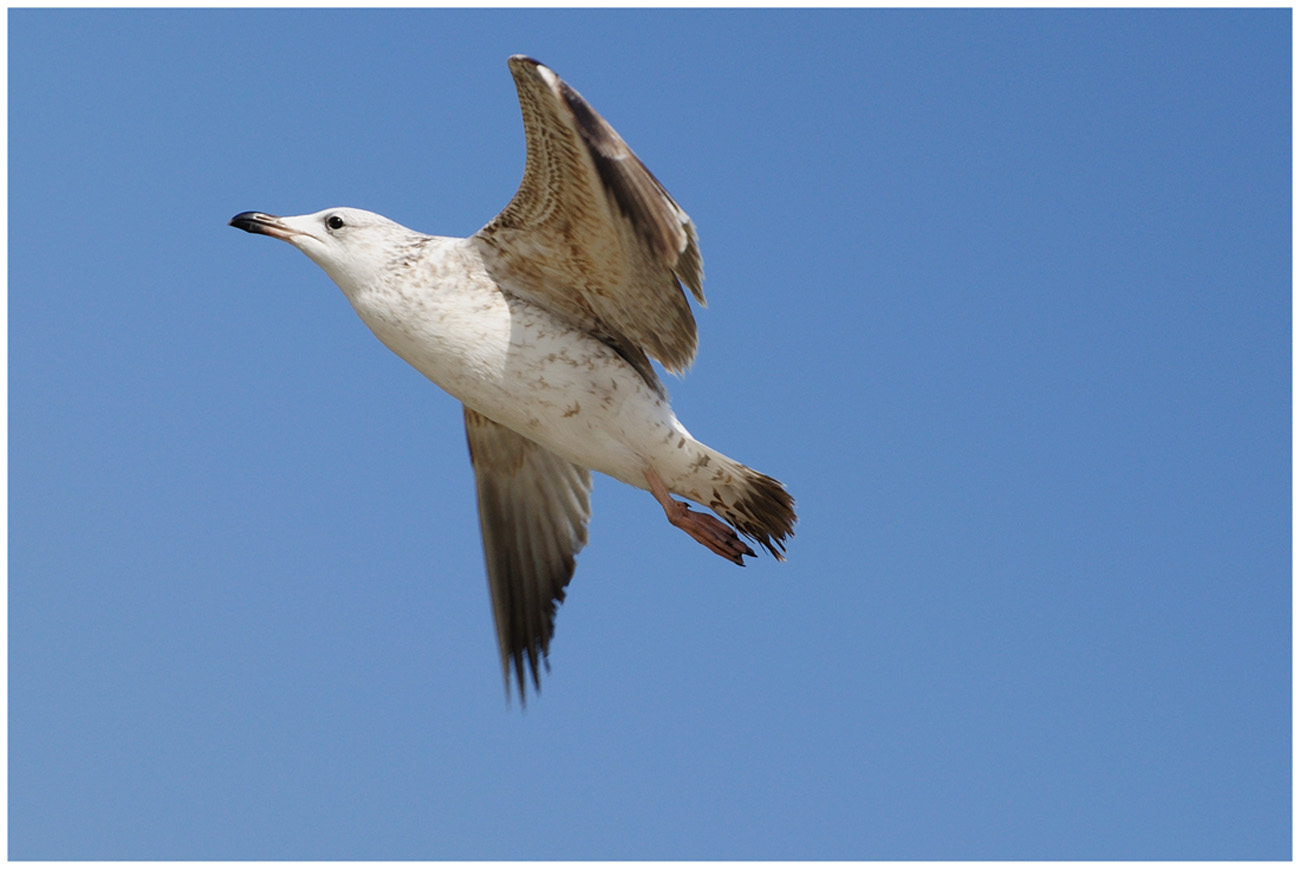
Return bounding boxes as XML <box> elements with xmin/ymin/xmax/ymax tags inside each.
<box><xmin>348</xmin><ymin>262</ymin><xmax>690</xmax><ymax>490</ymax></box>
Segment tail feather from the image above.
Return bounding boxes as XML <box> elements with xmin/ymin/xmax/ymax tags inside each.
<box><xmin>708</xmin><ymin>465</ymin><xmax>796</xmax><ymax>560</ymax></box>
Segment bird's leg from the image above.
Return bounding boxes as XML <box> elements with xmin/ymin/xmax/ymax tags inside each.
<box><xmin>644</xmin><ymin>466</ymin><xmax>755</xmax><ymax>566</ymax></box>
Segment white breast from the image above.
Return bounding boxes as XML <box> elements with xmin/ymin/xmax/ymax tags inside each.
<box><xmin>343</xmin><ymin>238</ymin><xmax>688</xmax><ymax>488</ymax></box>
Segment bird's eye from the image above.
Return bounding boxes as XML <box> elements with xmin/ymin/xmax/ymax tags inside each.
<box><xmin>326</xmin><ymin>215</ymin><xmax>346</xmax><ymax>231</ymax></box>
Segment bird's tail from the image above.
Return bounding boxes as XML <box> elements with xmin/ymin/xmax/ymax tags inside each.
<box><xmin>699</xmin><ymin>456</ymin><xmax>796</xmax><ymax>560</ymax></box>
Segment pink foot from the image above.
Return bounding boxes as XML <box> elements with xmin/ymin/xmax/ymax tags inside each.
<box><xmin>645</xmin><ymin>466</ymin><xmax>755</xmax><ymax>565</ymax></box>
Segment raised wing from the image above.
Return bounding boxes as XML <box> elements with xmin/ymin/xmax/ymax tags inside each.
<box><xmin>473</xmin><ymin>55</ymin><xmax>705</xmax><ymax>376</ymax></box>
<box><xmin>464</xmin><ymin>407</ymin><xmax>593</xmax><ymax>702</ymax></box>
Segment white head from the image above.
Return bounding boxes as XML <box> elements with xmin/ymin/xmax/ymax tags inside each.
<box><xmin>229</xmin><ymin>207</ymin><xmax>419</xmax><ymax>295</ymax></box>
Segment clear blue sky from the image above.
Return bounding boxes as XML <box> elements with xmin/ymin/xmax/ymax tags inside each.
<box><xmin>9</xmin><ymin>8</ymin><xmax>1290</xmax><ymax>860</ymax></box>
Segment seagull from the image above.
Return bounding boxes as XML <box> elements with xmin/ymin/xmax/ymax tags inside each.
<box><xmin>230</xmin><ymin>55</ymin><xmax>795</xmax><ymax>701</ymax></box>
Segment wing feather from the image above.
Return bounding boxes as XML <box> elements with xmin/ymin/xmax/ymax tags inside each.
<box><xmin>473</xmin><ymin>55</ymin><xmax>705</xmax><ymax>375</ymax></box>
<box><xmin>464</xmin><ymin>406</ymin><xmax>592</xmax><ymax>702</ymax></box>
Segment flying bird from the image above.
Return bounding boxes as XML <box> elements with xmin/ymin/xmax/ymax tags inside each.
<box><xmin>230</xmin><ymin>55</ymin><xmax>795</xmax><ymax>701</ymax></box>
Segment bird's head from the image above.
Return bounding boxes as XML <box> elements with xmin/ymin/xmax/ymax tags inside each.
<box><xmin>229</xmin><ymin>207</ymin><xmax>415</xmax><ymax>295</ymax></box>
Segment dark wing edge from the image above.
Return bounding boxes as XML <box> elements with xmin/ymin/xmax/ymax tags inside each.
<box><xmin>464</xmin><ymin>406</ymin><xmax>593</xmax><ymax>704</ymax></box>
<box><xmin>557</xmin><ymin>73</ymin><xmax>705</xmax><ymax>304</ymax></box>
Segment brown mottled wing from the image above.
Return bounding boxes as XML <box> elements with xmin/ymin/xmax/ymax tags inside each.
<box><xmin>472</xmin><ymin>55</ymin><xmax>706</xmax><ymax>375</ymax></box>
<box><xmin>464</xmin><ymin>407</ymin><xmax>592</xmax><ymax>702</ymax></box>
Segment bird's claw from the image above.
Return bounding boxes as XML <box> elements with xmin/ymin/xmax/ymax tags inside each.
<box><xmin>669</xmin><ymin>501</ymin><xmax>755</xmax><ymax>566</ymax></box>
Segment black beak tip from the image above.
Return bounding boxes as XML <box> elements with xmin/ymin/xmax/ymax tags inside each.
<box><xmin>229</xmin><ymin>211</ymin><xmax>263</xmax><ymax>232</ymax></box>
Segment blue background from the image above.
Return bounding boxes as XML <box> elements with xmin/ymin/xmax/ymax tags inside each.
<box><xmin>9</xmin><ymin>8</ymin><xmax>1290</xmax><ymax>860</ymax></box>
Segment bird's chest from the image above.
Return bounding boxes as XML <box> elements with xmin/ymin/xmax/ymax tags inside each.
<box><xmin>348</xmin><ymin>275</ymin><xmax>679</xmax><ymax>484</ymax></box>
<box><xmin>349</xmin><ymin>277</ymin><xmax>630</xmax><ymax>422</ymax></box>
<box><xmin>349</xmin><ymin>270</ymin><xmax>513</xmax><ymax>389</ymax></box>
